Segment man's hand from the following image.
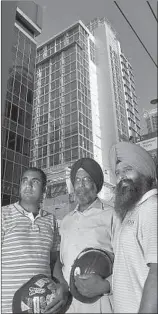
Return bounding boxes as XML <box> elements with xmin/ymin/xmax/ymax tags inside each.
<box><xmin>43</xmin><ymin>282</ymin><xmax>69</xmax><ymax>314</ymax></box>
<box><xmin>74</xmin><ymin>273</ymin><xmax>110</xmax><ymax>298</ymax></box>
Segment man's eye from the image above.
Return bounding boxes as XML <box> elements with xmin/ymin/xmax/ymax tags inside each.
<box><xmin>33</xmin><ymin>180</ymin><xmax>40</xmax><ymax>184</ymax></box>
<box><xmin>22</xmin><ymin>178</ymin><xmax>27</xmax><ymax>183</ymax></box>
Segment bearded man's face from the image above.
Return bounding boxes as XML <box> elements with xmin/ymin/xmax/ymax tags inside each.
<box><xmin>114</xmin><ymin>163</ymin><xmax>148</xmax><ymax>221</ymax></box>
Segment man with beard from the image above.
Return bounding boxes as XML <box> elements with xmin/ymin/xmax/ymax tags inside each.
<box><xmin>1</xmin><ymin>167</ymin><xmax>67</xmax><ymax>314</ymax></box>
<box><xmin>46</xmin><ymin>158</ymin><xmax>114</xmax><ymax>313</ymax></box>
<box><xmin>109</xmin><ymin>141</ymin><xmax>157</xmax><ymax>313</ymax></box>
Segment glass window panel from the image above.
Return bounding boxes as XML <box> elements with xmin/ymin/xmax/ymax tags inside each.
<box><xmin>13</xmin><ymin>79</ymin><xmax>21</xmax><ymax>96</ymax></box>
<box><xmin>5</xmin><ymin>160</ymin><xmax>13</xmax><ymax>182</ymax></box>
<box><xmin>54</xmin><ymin>153</ymin><xmax>59</xmax><ymax>165</ymax></box>
<box><xmin>49</xmin><ymin>156</ymin><xmax>54</xmax><ymax>166</ymax></box>
<box><xmin>65</xmin><ymin>138</ymin><xmax>71</xmax><ymax>148</ymax></box>
<box><xmin>55</xmin><ymin>142</ymin><xmax>59</xmax><ymax>152</ymax></box>
<box><xmin>11</xmin><ymin>104</ymin><xmax>18</xmax><ymax>122</ymax></box>
<box><xmin>5</xmin><ymin>101</ymin><xmax>11</xmax><ymax>118</ymax></box>
<box><xmin>55</xmin><ymin>130</ymin><xmax>59</xmax><ymax>141</ymax></box>
<box><xmin>25</xmin><ymin>112</ymin><xmax>31</xmax><ymax>129</ymax></box>
<box><xmin>65</xmin><ymin>93</ymin><xmax>70</xmax><ymax>104</ymax></box>
<box><xmin>42</xmin><ymin>158</ymin><xmax>47</xmax><ymax>168</ymax></box>
<box><xmin>65</xmin><ymin>104</ymin><xmax>70</xmax><ymax>114</ymax></box>
<box><xmin>7</xmin><ymin>76</ymin><xmax>14</xmax><ymax>92</ymax></box>
<box><xmin>38</xmin><ymin>147</ymin><xmax>42</xmax><ymax>157</ymax></box>
<box><xmin>72</xmin><ymin>135</ymin><xmax>78</xmax><ymax>146</ymax></box>
<box><xmin>8</xmin><ymin>131</ymin><xmax>16</xmax><ymax>150</ymax></box>
<box><xmin>64</xmin><ymin>150</ymin><xmax>71</xmax><ymax>162</ymax></box>
<box><xmin>71</xmin><ymin>111</ymin><xmax>78</xmax><ymax>123</ymax></box>
<box><xmin>49</xmin><ymin>143</ymin><xmax>54</xmax><ymax>154</ymax></box>
<box><xmin>16</xmin><ymin>134</ymin><xmax>23</xmax><ymax>153</ymax></box>
<box><xmin>43</xmin><ymin>146</ymin><xmax>47</xmax><ymax>156</ymax></box>
<box><xmin>72</xmin><ymin>148</ymin><xmax>78</xmax><ymax>159</ymax></box>
<box><xmin>50</xmin><ymin>132</ymin><xmax>55</xmax><ymax>142</ymax></box>
<box><xmin>20</xmin><ymin>84</ymin><xmax>27</xmax><ymax>101</ymax></box>
<box><xmin>65</xmin><ymin>115</ymin><xmax>70</xmax><ymax>125</ymax></box>
<box><xmin>23</xmin><ymin>138</ymin><xmax>30</xmax><ymax>156</ymax></box>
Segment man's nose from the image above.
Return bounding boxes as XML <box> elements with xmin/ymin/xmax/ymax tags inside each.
<box><xmin>26</xmin><ymin>180</ymin><xmax>33</xmax><ymax>188</ymax></box>
<box><xmin>117</xmin><ymin>172</ymin><xmax>127</xmax><ymax>183</ymax></box>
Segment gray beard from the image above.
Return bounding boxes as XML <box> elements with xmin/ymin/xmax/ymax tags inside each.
<box><xmin>114</xmin><ymin>178</ymin><xmax>144</xmax><ymax>221</ymax></box>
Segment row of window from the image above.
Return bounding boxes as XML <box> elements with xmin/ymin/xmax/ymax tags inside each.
<box><xmin>13</xmin><ymin>26</ymin><xmax>36</xmax><ymax>59</ymax></box>
<box><xmin>2</xmin><ymin>158</ymin><xmax>28</xmax><ymax>185</ymax></box>
<box><xmin>2</xmin><ymin>129</ymin><xmax>30</xmax><ymax>156</ymax></box>
<box><xmin>33</xmin><ymin>146</ymin><xmax>92</xmax><ymax>169</ymax></box>
<box><xmin>5</xmin><ymin>101</ymin><xmax>32</xmax><ymax>128</ymax></box>
<box><xmin>2</xmin><ymin>146</ymin><xmax>29</xmax><ymax>167</ymax></box>
<box><xmin>7</xmin><ymin>77</ymin><xmax>33</xmax><ymax>105</ymax></box>
<box><xmin>11</xmin><ymin>67</ymin><xmax>34</xmax><ymax>90</ymax></box>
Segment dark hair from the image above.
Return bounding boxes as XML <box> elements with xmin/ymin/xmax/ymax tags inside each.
<box><xmin>22</xmin><ymin>167</ymin><xmax>47</xmax><ymax>191</ymax></box>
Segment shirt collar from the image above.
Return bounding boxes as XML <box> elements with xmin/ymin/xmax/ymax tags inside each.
<box><xmin>14</xmin><ymin>202</ymin><xmax>48</xmax><ymax>217</ymax></box>
<box><xmin>137</xmin><ymin>188</ymin><xmax>157</xmax><ymax>206</ymax></box>
<box><xmin>70</xmin><ymin>197</ymin><xmax>103</xmax><ymax>215</ymax></box>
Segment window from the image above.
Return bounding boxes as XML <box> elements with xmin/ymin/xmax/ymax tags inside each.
<box><xmin>71</xmin><ymin>123</ymin><xmax>78</xmax><ymax>134</ymax></box>
<box><xmin>20</xmin><ymin>84</ymin><xmax>27</xmax><ymax>100</ymax></box>
<box><xmin>71</xmin><ymin>101</ymin><xmax>77</xmax><ymax>112</ymax></box>
<box><xmin>5</xmin><ymin>160</ymin><xmax>13</xmax><ymax>182</ymax></box>
<box><xmin>16</xmin><ymin>134</ymin><xmax>23</xmax><ymax>153</ymax></box>
<box><xmin>13</xmin><ymin>164</ymin><xmax>21</xmax><ymax>183</ymax></box>
<box><xmin>8</xmin><ymin>131</ymin><xmax>16</xmax><ymax>150</ymax></box>
<box><xmin>23</xmin><ymin>138</ymin><xmax>30</xmax><ymax>156</ymax></box>
<box><xmin>72</xmin><ymin>135</ymin><xmax>78</xmax><ymax>147</ymax></box>
<box><xmin>54</xmin><ymin>153</ymin><xmax>59</xmax><ymax>165</ymax></box>
<box><xmin>11</xmin><ymin>104</ymin><xmax>18</xmax><ymax>122</ymax></box>
<box><xmin>43</xmin><ymin>146</ymin><xmax>47</xmax><ymax>156</ymax></box>
<box><xmin>5</xmin><ymin>101</ymin><xmax>11</xmax><ymax>118</ymax></box>
<box><xmin>2</xmin><ymin>159</ymin><xmax>6</xmax><ymax>180</ymax></box>
<box><xmin>65</xmin><ymin>115</ymin><xmax>70</xmax><ymax>125</ymax></box>
<box><xmin>13</xmin><ymin>79</ymin><xmax>21</xmax><ymax>96</ymax></box>
<box><xmin>25</xmin><ymin>112</ymin><xmax>31</xmax><ymax>129</ymax></box>
<box><xmin>72</xmin><ymin>148</ymin><xmax>78</xmax><ymax>159</ymax></box>
<box><xmin>27</xmin><ymin>89</ymin><xmax>33</xmax><ymax>104</ymax></box>
<box><xmin>64</xmin><ymin>150</ymin><xmax>71</xmax><ymax>162</ymax></box>
<box><xmin>71</xmin><ymin>111</ymin><xmax>78</xmax><ymax>123</ymax></box>
<box><xmin>65</xmin><ymin>138</ymin><xmax>71</xmax><ymax>148</ymax></box>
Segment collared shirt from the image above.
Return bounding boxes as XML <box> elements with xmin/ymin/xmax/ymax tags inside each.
<box><xmin>59</xmin><ymin>198</ymin><xmax>115</xmax><ymax>285</ymax></box>
<box><xmin>2</xmin><ymin>202</ymin><xmax>60</xmax><ymax>314</ymax></box>
<box><xmin>112</xmin><ymin>188</ymin><xmax>157</xmax><ymax>313</ymax></box>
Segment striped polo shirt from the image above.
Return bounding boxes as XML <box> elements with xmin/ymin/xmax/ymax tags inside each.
<box><xmin>112</xmin><ymin>189</ymin><xmax>157</xmax><ymax>313</ymax></box>
<box><xmin>2</xmin><ymin>202</ymin><xmax>60</xmax><ymax>314</ymax></box>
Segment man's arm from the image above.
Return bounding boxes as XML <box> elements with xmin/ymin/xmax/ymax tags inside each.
<box><xmin>53</xmin><ymin>255</ymin><xmax>68</xmax><ymax>288</ymax></box>
<box><xmin>139</xmin><ymin>263</ymin><xmax>157</xmax><ymax>313</ymax></box>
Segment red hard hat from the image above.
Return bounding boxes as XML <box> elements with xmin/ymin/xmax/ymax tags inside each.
<box><xmin>70</xmin><ymin>248</ymin><xmax>113</xmax><ymax>304</ymax></box>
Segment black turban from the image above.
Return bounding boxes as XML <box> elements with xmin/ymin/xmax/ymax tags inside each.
<box><xmin>70</xmin><ymin>158</ymin><xmax>104</xmax><ymax>193</ymax></box>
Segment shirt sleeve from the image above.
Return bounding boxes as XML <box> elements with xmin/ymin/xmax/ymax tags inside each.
<box><xmin>141</xmin><ymin>196</ymin><xmax>157</xmax><ymax>265</ymax></box>
<box><xmin>51</xmin><ymin>215</ymin><xmax>61</xmax><ymax>252</ymax></box>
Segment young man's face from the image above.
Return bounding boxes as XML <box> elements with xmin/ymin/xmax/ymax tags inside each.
<box><xmin>74</xmin><ymin>168</ymin><xmax>97</xmax><ymax>206</ymax></box>
<box><xmin>19</xmin><ymin>170</ymin><xmax>43</xmax><ymax>204</ymax></box>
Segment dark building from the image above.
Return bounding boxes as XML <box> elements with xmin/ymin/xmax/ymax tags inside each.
<box><xmin>1</xmin><ymin>1</ymin><xmax>42</xmax><ymax>205</ymax></box>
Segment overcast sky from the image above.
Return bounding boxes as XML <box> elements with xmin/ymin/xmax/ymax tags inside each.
<box><xmin>34</xmin><ymin>0</ymin><xmax>157</xmax><ymax>134</ymax></box>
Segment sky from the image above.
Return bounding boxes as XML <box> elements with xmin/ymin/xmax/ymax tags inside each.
<box><xmin>34</xmin><ymin>0</ymin><xmax>157</xmax><ymax>134</ymax></box>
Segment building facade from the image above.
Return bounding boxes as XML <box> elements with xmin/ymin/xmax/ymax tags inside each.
<box><xmin>143</xmin><ymin>108</ymin><xmax>157</xmax><ymax>134</ymax></box>
<box><xmin>1</xmin><ymin>2</ymin><xmax>42</xmax><ymax>206</ymax></box>
<box><xmin>31</xmin><ymin>18</ymin><xmax>140</xmax><ymax>214</ymax></box>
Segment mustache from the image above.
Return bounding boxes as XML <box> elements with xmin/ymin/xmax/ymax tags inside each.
<box><xmin>116</xmin><ymin>179</ymin><xmax>135</xmax><ymax>193</ymax></box>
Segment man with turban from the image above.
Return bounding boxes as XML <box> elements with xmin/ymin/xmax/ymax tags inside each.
<box><xmin>109</xmin><ymin>141</ymin><xmax>157</xmax><ymax>313</ymax></box>
<box><xmin>46</xmin><ymin>157</ymin><xmax>115</xmax><ymax>313</ymax></box>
